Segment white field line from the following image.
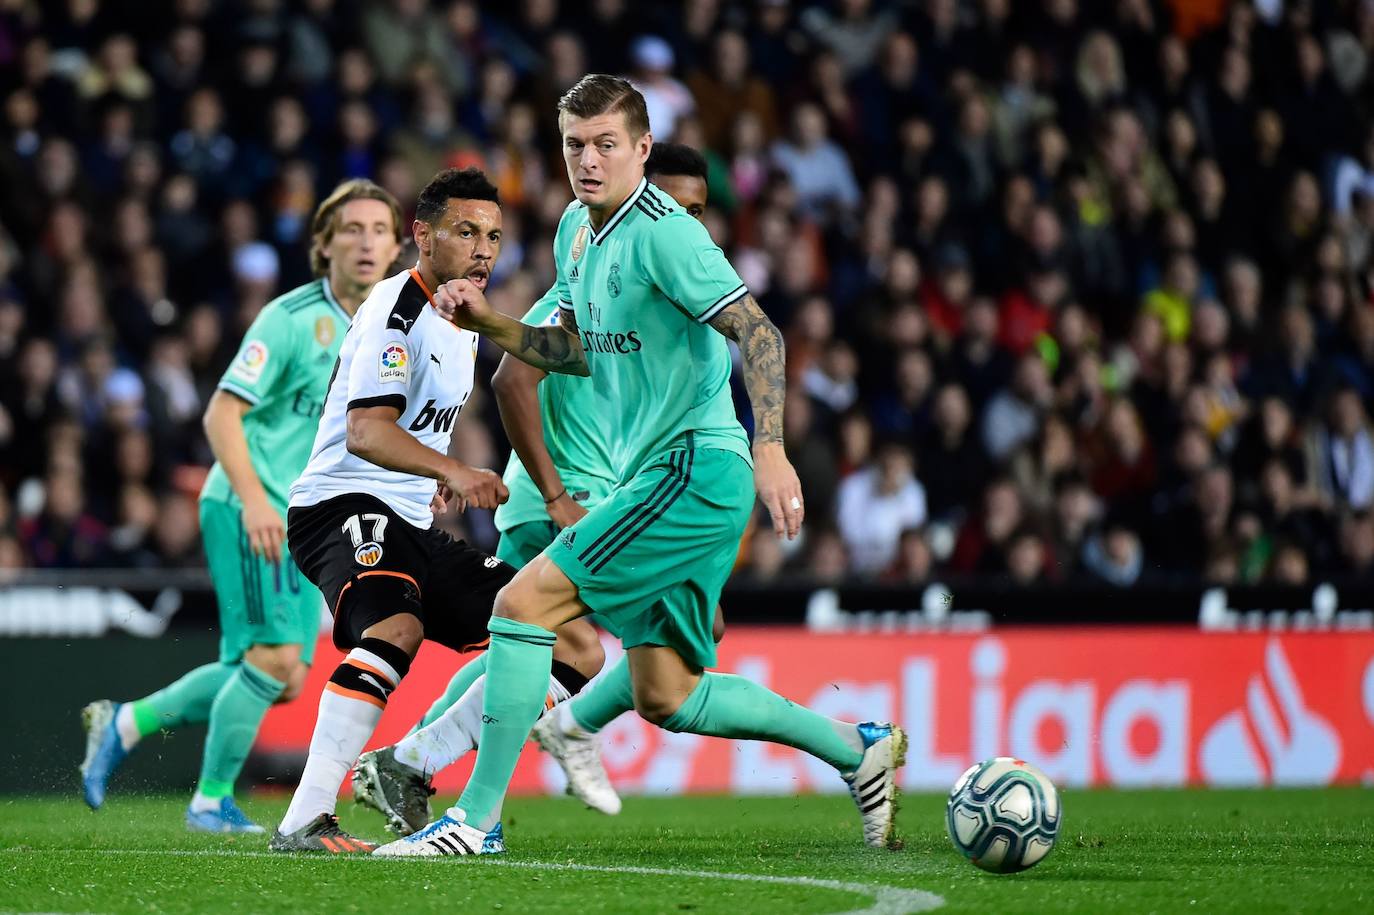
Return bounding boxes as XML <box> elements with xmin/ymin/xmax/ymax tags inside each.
<box><xmin>1</xmin><ymin>847</ymin><xmax>945</xmax><ymax>915</ymax></box>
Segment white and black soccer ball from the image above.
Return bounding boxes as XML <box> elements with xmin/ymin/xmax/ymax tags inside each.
<box><xmin>946</xmin><ymin>757</ymin><xmax>1061</xmax><ymax>874</ymax></box>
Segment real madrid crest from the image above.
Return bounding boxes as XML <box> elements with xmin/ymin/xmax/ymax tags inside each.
<box><xmin>315</xmin><ymin>316</ymin><xmax>335</xmax><ymax>347</ymax></box>
<box><xmin>608</xmin><ymin>263</ymin><xmax>622</xmax><ymax>298</ymax></box>
<box><xmin>571</xmin><ymin>224</ymin><xmax>590</xmax><ymax>262</ymax></box>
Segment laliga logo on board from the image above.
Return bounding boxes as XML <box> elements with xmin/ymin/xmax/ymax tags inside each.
<box><xmin>1199</xmin><ymin>641</ymin><xmax>1340</xmax><ymax>786</ymax></box>
<box><xmin>899</xmin><ymin>639</ymin><xmax>1193</xmax><ymax>790</ymax></box>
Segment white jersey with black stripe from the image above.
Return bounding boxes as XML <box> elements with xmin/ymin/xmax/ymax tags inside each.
<box><xmin>289</xmin><ymin>267</ymin><xmax>479</xmax><ymax>529</ymax></box>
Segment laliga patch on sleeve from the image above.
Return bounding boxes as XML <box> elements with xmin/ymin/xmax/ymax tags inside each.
<box><xmin>229</xmin><ymin>340</ymin><xmax>269</xmax><ymax>384</ymax></box>
<box><xmin>379</xmin><ymin>342</ymin><xmax>409</xmax><ymax>383</ymax></box>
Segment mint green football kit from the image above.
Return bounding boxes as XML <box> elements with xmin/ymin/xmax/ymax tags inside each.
<box><xmin>454</xmin><ymin>181</ymin><xmax>867</xmax><ymax>832</ymax></box>
<box><xmin>201</xmin><ymin>279</ymin><xmax>350</xmax><ymax>665</ymax></box>
<box><xmin>119</xmin><ymin>279</ymin><xmax>347</xmax><ymax>804</ymax></box>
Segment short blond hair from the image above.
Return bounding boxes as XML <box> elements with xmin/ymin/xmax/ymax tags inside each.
<box><xmin>309</xmin><ymin>179</ymin><xmax>403</xmax><ymax>278</ymax></box>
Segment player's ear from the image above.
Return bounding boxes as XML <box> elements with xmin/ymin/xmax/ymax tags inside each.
<box><xmin>637</xmin><ymin>132</ymin><xmax>653</xmax><ymax>165</ymax></box>
<box><xmin>412</xmin><ymin>218</ymin><xmax>429</xmax><ymax>257</ymax></box>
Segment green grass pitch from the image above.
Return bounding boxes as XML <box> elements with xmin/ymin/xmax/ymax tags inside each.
<box><xmin>1</xmin><ymin>789</ymin><xmax>1371</xmax><ymax>913</ymax></box>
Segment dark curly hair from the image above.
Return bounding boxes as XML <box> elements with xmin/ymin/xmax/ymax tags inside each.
<box><xmin>414</xmin><ymin>167</ymin><xmax>501</xmax><ymax>225</ymax></box>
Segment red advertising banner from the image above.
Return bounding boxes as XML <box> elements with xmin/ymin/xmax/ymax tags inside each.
<box><xmin>257</xmin><ymin>628</ymin><xmax>1374</xmax><ymax>794</ymax></box>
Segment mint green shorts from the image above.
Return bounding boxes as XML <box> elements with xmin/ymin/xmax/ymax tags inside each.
<box><xmin>495</xmin><ymin>520</ymin><xmax>560</xmax><ymax>569</ymax></box>
<box><xmin>201</xmin><ymin>498</ymin><xmax>321</xmax><ymax>665</ymax></box>
<box><xmin>547</xmin><ymin>447</ymin><xmax>751</xmax><ymax>669</ymax></box>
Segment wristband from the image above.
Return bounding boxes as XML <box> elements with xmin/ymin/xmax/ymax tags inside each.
<box><xmin>544</xmin><ymin>488</ymin><xmax>567</xmax><ymax>504</ymax></box>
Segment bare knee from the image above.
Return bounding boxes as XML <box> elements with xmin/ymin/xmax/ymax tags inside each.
<box><xmin>276</xmin><ymin>662</ymin><xmax>309</xmax><ymax>703</ymax></box>
<box><xmin>634</xmin><ymin>687</ymin><xmax>685</xmax><ymax>726</ymax></box>
<box><xmin>492</xmin><ymin>582</ymin><xmax>538</xmax><ymax>624</ymax></box>
<box><xmin>360</xmin><ymin>613</ymin><xmax>423</xmax><ymax>657</ymax></box>
<box><xmin>492</xmin><ymin>556</ymin><xmax>585</xmax><ymax>630</ymax></box>
<box><xmin>553</xmin><ymin>618</ymin><xmax>605</xmax><ymax>680</ymax></box>
<box><xmin>244</xmin><ymin>643</ymin><xmax>302</xmax><ymax>684</ymax></box>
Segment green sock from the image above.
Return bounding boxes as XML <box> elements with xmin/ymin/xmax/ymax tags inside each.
<box><xmin>661</xmin><ymin>672</ymin><xmax>865</xmax><ymax>773</ymax></box>
<box><xmin>131</xmin><ymin>662</ymin><xmax>236</xmax><ymax>737</ymax></box>
<box><xmin>195</xmin><ymin>661</ymin><xmax>286</xmax><ymax>799</ymax></box>
<box><xmin>455</xmin><ymin>618</ymin><xmax>555</xmax><ymax>831</ymax></box>
<box><xmin>569</xmin><ymin>654</ymin><xmax>634</xmax><ymax>733</ymax></box>
<box><xmin>414</xmin><ymin>654</ymin><xmax>489</xmax><ymax>732</ymax></box>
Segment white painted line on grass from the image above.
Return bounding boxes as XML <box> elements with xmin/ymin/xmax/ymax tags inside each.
<box><xmin>3</xmin><ymin>847</ymin><xmax>945</xmax><ymax>915</ymax></box>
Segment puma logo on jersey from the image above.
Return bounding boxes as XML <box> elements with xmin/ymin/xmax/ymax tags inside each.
<box><xmin>430</xmin><ymin>353</ymin><xmax>442</xmax><ymax>368</ymax></box>
<box><xmin>389</xmin><ymin>314</ymin><xmax>416</xmax><ymax>332</ymax></box>
<box><xmin>408</xmin><ymin>398</ymin><xmax>461</xmax><ymax>433</ymax></box>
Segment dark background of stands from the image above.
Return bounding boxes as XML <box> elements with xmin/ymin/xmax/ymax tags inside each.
<box><xmin>2</xmin><ymin>1</ymin><xmax>1374</xmax><ymax>600</ymax></box>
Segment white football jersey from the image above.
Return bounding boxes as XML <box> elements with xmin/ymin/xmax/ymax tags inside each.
<box><xmin>290</xmin><ymin>267</ymin><xmax>478</xmax><ymax>528</ymax></box>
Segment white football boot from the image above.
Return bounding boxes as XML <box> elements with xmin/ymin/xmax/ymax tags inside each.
<box><xmin>843</xmin><ymin>722</ymin><xmax>907</xmax><ymax>848</ymax></box>
<box><xmin>372</xmin><ymin>810</ymin><xmax>502</xmax><ymax>857</ymax></box>
<box><xmin>531</xmin><ymin>704</ymin><xmax>622</xmax><ymax>815</ymax></box>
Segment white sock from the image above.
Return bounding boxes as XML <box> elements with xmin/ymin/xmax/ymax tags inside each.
<box><xmin>115</xmin><ymin>703</ymin><xmax>141</xmax><ymax>752</ymax></box>
<box><xmin>394</xmin><ymin>673</ymin><xmax>577</xmax><ymax>776</ymax></box>
<box><xmin>279</xmin><ymin>647</ymin><xmax>401</xmax><ymax>835</ymax></box>
<box><xmin>555</xmin><ymin>699</ymin><xmax>591</xmax><ymax>739</ymax></box>
<box><xmin>394</xmin><ymin>675</ymin><xmax>487</xmax><ymax>774</ymax></box>
<box><xmin>190</xmin><ymin>791</ymin><xmax>222</xmax><ymax>814</ymax></box>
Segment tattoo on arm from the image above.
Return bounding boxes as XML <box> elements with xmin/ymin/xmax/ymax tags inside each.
<box><xmin>558</xmin><ymin>305</ymin><xmax>579</xmax><ymax>335</ymax></box>
<box><xmin>709</xmin><ymin>294</ymin><xmax>785</xmax><ymax>445</ymax></box>
<box><xmin>515</xmin><ymin>322</ymin><xmax>589</xmax><ymax>376</ymax></box>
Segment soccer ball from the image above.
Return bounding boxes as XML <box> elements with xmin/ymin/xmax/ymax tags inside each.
<box><xmin>945</xmin><ymin>757</ymin><xmax>1061</xmax><ymax>874</ymax></box>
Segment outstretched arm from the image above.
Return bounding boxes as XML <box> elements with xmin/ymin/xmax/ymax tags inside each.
<box><xmin>708</xmin><ymin>294</ymin><xmax>803</xmax><ymax>538</ymax></box>
<box><xmin>435</xmin><ymin>279</ymin><xmax>589</xmax><ymax>376</ymax></box>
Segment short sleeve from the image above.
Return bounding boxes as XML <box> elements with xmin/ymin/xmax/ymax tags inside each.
<box><xmin>345</xmin><ymin>314</ymin><xmax>412</xmax><ymax>414</ymax></box>
<box><xmin>218</xmin><ymin>305</ymin><xmax>297</xmax><ymax>405</ymax></box>
<box><xmin>640</xmin><ymin>212</ymin><xmax>747</xmax><ymax>323</ymax></box>
<box><xmin>552</xmin><ymin>203</ymin><xmax>581</xmax><ymax>311</ymax></box>
<box><xmin>521</xmin><ymin>285</ymin><xmax>563</xmax><ymax>328</ymax></box>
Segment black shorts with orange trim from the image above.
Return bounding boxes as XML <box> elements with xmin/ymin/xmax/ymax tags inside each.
<box><xmin>287</xmin><ymin>492</ymin><xmax>515</xmax><ymax>652</ymax></box>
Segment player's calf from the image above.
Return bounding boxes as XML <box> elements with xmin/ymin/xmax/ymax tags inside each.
<box><xmin>274</xmin><ymin>635</ymin><xmax>412</xmax><ymax>844</ymax></box>
<box><xmin>359</xmin><ymin>654</ymin><xmax>595</xmax><ymax>834</ymax></box>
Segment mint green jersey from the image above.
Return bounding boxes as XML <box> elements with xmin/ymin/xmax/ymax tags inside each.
<box><xmin>494</xmin><ymin>285</ymin><xmax>617</xmax><ymax>532</ymax></box>
<box><xmin>200</xmin><ymin>279</ymin><xmax>351</xmax><ymax>512</ymax></box>
<box><xmin>553</xmin><ymin>179</ymin><xmax>752</xmax><ymax>481</ymax></box>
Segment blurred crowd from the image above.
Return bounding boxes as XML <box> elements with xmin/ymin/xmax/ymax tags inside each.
<box><xmin>2</xmin><ymin>0</ymin><xmax>1374</xmax><ymax>589</ymax></box>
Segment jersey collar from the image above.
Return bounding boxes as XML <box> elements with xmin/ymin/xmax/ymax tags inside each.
<box><xmin>409</xmin><ymin>265</ymin><xmax>438</xmax><ymax>307</ymax></box>
<box><xmin>320</xmin><ymin>277</ymin><xmax>350</xmax><ymax>321</ymax></box>
<box><xmin>589</xmin><ymin>177</ymin><xmax>648</xmax><ymax>246</ymax></box>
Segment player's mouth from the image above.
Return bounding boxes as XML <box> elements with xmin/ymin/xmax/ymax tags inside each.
<box><xmin>465</xmin><ymin>267</ymin><xmax>489</xmax><ymax>289</ymax></box>
<box><xmin>356</xmin><ymin>257</ymin><xmax>377</xmax><ymax>274</ymax></box>
<box><xmin>579</xmin><ymin>177</ymin><xmax>603</xmax><ymax>193</ymax></box>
